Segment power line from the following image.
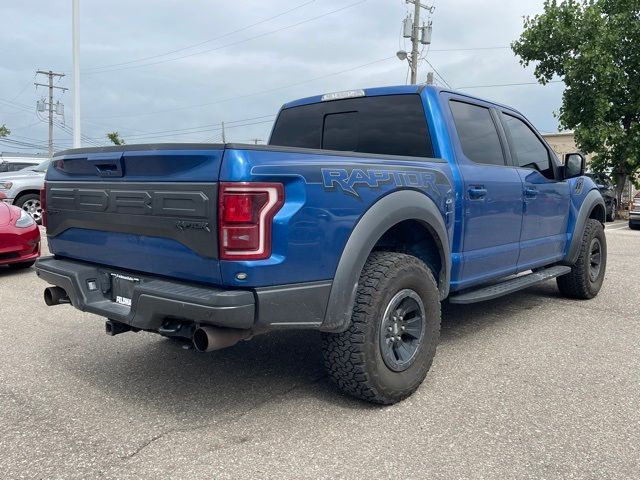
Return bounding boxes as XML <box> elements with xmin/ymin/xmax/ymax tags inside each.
<box><xmin>83</xmin><ymin>0</ymin><xmax>368</xmax><ymax>74</ymax></box>
<box><xmin>115</xmin><ymin>114</ymin><xmax>277</xmax><ymax>140</ymax></box>
<box><xmin>111</xmin><ymin>119</ymin><xmax>275</xmax><ymax>142</ymax></box>
<box><xmin>87</xmin><ymin>55</ymin><xmax>395</xmax><ymax>120</ymax></box>
<box><xmin>7</xmin><ymin>74</ymin><xmax>36</xmax><ymax>104</ymax></box>
<box><xmin>53</xmin><ymin>121</ymin><xmax>104</xmax><ymax>147</ymax></box>
<box><xmin>456</xmin><ymin>80</ymin><xmax>563</xmax><ymax>89</ymax></box>
<box><xmin>429</xmin><ymin>46</ymin><xmax>510</xmax><ymax>52</ymax></box>
<box><xmin>421</xmin><ymin>57</ymin><xmax>452</xmax><ymax>88</ymax></box>
<box><xmin>82</xmin><ymin>1</ymin><xmax>317</xmax><ymax>72</ymax></box>
<box><xmin>0</xmin><ymin>96</ymin><xmax>34</xmax><ymax>113</ymax></box>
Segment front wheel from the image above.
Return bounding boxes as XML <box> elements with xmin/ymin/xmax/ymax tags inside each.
<box><xmin>321</xmin><ymin>252</ymin><xmax>440</xmax><ymax>404</ymax></box>
<box><xmin>557</xmin><ymin>219</ymin><xmax>606</xmax><ymax>299</ymax></box>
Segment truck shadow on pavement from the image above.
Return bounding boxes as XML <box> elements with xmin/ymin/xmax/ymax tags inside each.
<box><xmin>54</xmin><ymin>282</ymin><xmax>565</xmax><ymax>415</ymax></box>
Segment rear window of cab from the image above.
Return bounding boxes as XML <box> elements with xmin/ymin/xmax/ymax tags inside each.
<box><xmin>270</xmin><ymin>94</ymin><xmax>434</xmax><ymax>158</ymax></box>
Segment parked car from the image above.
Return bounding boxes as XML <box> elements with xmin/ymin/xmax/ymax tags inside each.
<box><xmin>0</xmin><ymin>159</ymin><xmax>50</xmax><ymax>224</ymax></box>
<box><xmin>0</xmin><ymin>153</ymin><xmax>46</xmax><ymax>173</ymax></box>
<box><xmin>35</xmin><ymin>86</ymin><xmax>607</xmax><ymax>404</ymax></box>
<box><xmin>630</xmin><ymin>192</ymin><xmax>640</xmax><ymax>230</ymax></box>
<box><xmin>586</xmin><ymin>172</ymin><xmax>617</xmax><ymax>222</ymax></box>
<box><xmin>0</xmin><ymin>192</ymin><xmax>40</xmax><ymax>269</ymax></box>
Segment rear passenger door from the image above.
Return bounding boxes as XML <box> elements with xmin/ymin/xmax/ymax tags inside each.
<box><xmin>448</xmin><ymin>99</ymin><xmax>524</xmax><ymax>288</ymax></box>
<box><xmin>499</xmin><ymin>112</ymin><xmax>570</xmax><ymax>269</ymax></box>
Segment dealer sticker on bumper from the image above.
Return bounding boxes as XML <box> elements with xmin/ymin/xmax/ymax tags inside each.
<box><xmin>110</xmin><ymin>273</ymin><xmax>140</xmax><ymax>307</ymax></box>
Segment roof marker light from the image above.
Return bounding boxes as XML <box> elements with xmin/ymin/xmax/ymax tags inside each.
<box><xmin>321</xmin><ymin>89</ymin><xmax>365</xmax><ymax>102</ymax></box>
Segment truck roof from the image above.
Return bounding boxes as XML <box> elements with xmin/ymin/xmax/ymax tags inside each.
<box><xmin>282</xmin><ymin>84</ymin><xmax>521</xmax><ymax>116</ymax></box>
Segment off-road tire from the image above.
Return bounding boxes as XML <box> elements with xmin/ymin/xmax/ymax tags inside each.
<box><xmin>557</xmin><ymin>219</ymin><xmax>606</xmax><ymax>299</ymax></box>
<box><xmin>321</xmin><ymin>251</ymin><xmax>440</xmax><ymax>404</ymax></box>
<box><xmin>629</xmin><ymin>222</ymin><xmax>640</xmax><ymax>231</ymax></box>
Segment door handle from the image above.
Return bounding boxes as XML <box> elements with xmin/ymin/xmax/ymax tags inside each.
<box><xmin>524</xmin><ymin>187</ymin><xmax>538</xmax><ymax>199</ymax></box>
<box><xmin>468</xmin><ymin>187</ymin><xmax>487</xmax><ymax>200</ymax></box>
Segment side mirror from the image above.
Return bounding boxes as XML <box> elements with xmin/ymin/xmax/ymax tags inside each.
<box><xmin>564</xmin><ymin>153</ymin><xmax>585</xmax><ymax>179</ymax></box>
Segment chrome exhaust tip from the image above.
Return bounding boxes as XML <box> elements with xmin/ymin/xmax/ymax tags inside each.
<box><xmin>193</xmin><ymin>326</ymin><xmax>252</xmax><ymax>352</ymax></box>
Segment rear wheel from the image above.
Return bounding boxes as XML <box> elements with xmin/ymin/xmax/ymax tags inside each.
<box><xmin>15</xmin><ymin>194</ymin><xmax>42</xmax><ymax>225</ymax></box>
<box><xmin>630</xmin><ymin>222</ymin><xmax>640</xmax><ymax>231</ymax></box>
<box><xmin>321</xmin><ymin>252</ymin><xmax>440</xmax><ymax>404</ymax></box>
<box><xmin>557</xmin><ymin>219</ymin><xmax>606</xmax><ymax>299</ymax></box>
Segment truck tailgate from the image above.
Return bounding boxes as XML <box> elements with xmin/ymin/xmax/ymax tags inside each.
<box><xmin>45</xmin><ymin>145</ymin><xmax>224</xmax><ymax>285</ymax></box>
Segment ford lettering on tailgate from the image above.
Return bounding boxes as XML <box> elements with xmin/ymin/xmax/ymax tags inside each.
<box><xmin>49</xmin><ymin>187</ymin><xmax>209</xmax><ymax>217</ymax></box>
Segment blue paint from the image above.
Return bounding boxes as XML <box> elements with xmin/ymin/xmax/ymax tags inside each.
<box><xmin>46</xmin><ymin>85</ymin><xmax>599</xmax><ymax>294</ymax></box>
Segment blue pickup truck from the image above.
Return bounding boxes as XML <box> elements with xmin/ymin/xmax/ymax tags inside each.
<box><xmin>36</xmin><ymin>85</ymin><xmax>607</xmax><ymax>404</ymax></box>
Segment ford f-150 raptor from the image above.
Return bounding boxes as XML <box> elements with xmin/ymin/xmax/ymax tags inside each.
<box><xmin>36</xmin><ymin>86</ymin><xmax>607</xmax><ymax>404</ymax></box>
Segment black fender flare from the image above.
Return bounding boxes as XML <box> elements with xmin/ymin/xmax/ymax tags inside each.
<box><xmin>320</xmin><ymin>189</ymin><xmax>451</xmax><ymax>333</ymax></box>
<box><xmin>562</xmin><ymin>188</ymin><xmax>606</xmax><ymax>265</ymax></box>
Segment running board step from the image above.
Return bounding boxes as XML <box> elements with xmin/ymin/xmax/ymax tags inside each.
<box><xmin>449</xmin><ymin>265</ymin><xmax>572</xmax><ymax>304</ymax></box>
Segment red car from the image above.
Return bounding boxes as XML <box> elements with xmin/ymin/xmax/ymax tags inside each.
<box><xmin>0</xmin><ymin>192</ymin><xmax>40</xmax><ymax>269</ymax></box>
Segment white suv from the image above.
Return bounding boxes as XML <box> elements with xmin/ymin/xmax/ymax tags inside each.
<box><xmin>0</xmin><ymin>159</ymin><xmax>50</xmax><ymax>224</ymax></box>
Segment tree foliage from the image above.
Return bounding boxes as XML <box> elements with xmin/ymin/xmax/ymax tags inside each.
<box><xmin>0</xmin><ymin>124</ymin><xmax>10</xmax><ymax>138</ymax></box>
<box><xmin>512</xmin><ymin>0</ymin><xmax>640</xmax><ymax>201</ymax></box>
<box><xmin>106</xmin><ymin>131</ymin><xmax>125</xmax><ymax>145</ymax></box>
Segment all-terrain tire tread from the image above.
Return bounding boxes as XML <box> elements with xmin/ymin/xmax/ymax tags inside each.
<box><xmin>321</xmin><ymin>251</ymin><xmax>439</xmax><ymax>404</ymax></box>
<box><xmin>557</xmin><ymin>219</ymin><xmax>604</xmax><ymax>299</ymax></box>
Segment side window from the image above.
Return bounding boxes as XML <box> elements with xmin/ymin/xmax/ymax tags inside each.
<box><xmin>8</xmin><ymin>163</ymin><xmax>28</xmax><ymax>172</ymax></box>
<box><xmin>502</xmin><ymin>114</ymin><xmax>553</xmax><ymax>179</ymax></box>
<box><xmin>450</xmin><ymin>101</ymin><xmax>505</xmax><ymax>166</ymax></box>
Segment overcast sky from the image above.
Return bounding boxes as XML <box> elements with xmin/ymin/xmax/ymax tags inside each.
<box><xmin>0</xmin><ymin>0</ymin><xmax>565</xmax><ymax>153</ymax></box>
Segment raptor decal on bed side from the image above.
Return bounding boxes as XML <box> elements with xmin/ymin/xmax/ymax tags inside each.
<box><xmin>321</xmin><ymin>168</ymin><xmax>440</xmax><ymax>198</ymax></box>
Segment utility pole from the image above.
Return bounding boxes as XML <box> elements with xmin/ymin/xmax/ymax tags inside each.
<box><xmin>35</xmin><ymin>70</ymin><xmax>67</xmax><ymax>158</ymax></box>
<box><xmin>401</xmin><ymin>0</ymin><xmax>434</xmax><ymax>84</ymax></box>
<box><xmin>221</xmin><ymin>121</ymin><xmax>226</xmax><ymax>143</ymax></box>
<box><xmin>250</xmin><ymin>138</ymin><xmax>263</xmax><ymax>145</ymax></box>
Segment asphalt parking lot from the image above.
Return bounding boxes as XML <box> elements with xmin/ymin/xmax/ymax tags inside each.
<box><xmin>1</xmin><ymin>222</ymin><xmax>638</xmax><ymax>479</ymax></box>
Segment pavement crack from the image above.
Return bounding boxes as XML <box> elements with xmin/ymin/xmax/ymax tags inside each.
<box><xmin>121</xmin><ymin>431</ymin><xmax>169</xmax><ymax>460</ymax></box>
<box><xmin>119</xmin><ymin>373</ymin><xmax>327</xmax><ymax>462</ymax></box>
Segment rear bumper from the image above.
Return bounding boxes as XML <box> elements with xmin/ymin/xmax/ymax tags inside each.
<box><xmin>35</xmin><ymin>256</ymin><xmax>255</xmax><ymax>331</ymax></box>
<box><xmin>35</xmin><ymin>256</ymin><xmax>333</xmax><ymax>333</ymax></box>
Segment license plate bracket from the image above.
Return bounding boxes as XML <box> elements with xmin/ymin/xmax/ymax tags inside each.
<box><xmin>110</xmin><ymin>273</ymin><xmax>140</xmax><ymax>307</ymax></box>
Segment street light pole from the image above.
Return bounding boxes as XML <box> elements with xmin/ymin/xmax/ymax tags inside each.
<box><xmin>72</xmin><ymin>0</ymin><xmax>81</xmax><ymax>148</ymax></box>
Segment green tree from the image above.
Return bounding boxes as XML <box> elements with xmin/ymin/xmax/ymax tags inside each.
<box><xmin>106</xmin><ymin>131</ymin><xmax>125</xmax><ymax>145</ymax></box>
<box><xmin>512</xmin><ymin>0</ymin><xmax>640</xmax><ymax>204</ymax></box>
<box><xmin>0</xmin><ymin>124</ymin><xmax>10</xmax><ymax>138</ymax></box>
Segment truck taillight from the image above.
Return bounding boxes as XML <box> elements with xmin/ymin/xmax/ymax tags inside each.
<box><xmin>218</xmin><ymin>182</ymin><xmax>284</xmax><ymax>260</ymax></box>
<box><xmin>40</xmin><ymin>182</ymin><xmax>47</xmax><ymax>227</ymax></box>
